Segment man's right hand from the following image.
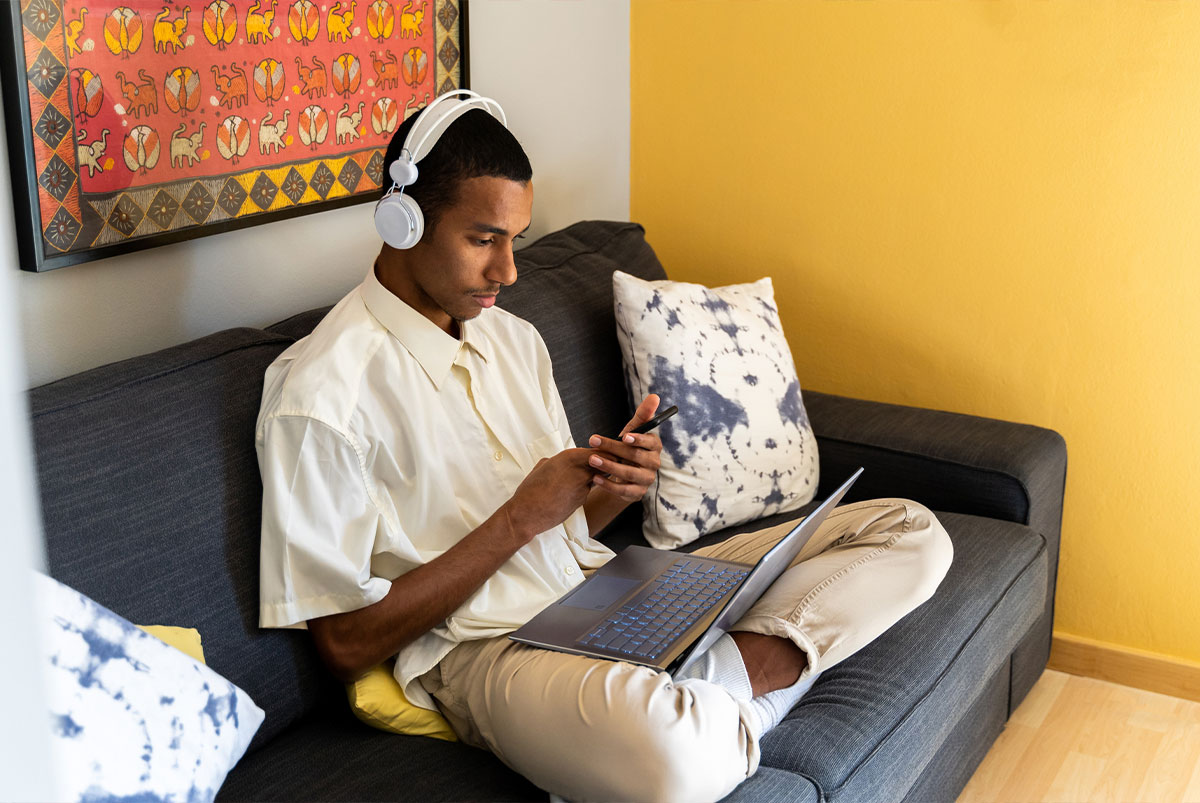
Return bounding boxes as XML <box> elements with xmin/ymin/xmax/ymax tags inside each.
<box><xmin>310</xmin><ymin>447</ymin><xmax>600</xmax><ymax>681</ymax></box>
<box><xmin>502</xmin><ymin>448</ymin><xmax>599</xmax><ymax>545</ymax></box>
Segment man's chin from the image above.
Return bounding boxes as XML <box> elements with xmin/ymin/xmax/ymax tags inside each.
<box><xmin>449</xmin><ymin>307</ymin><xmax>484</xmax><ymax>324</ymax></box>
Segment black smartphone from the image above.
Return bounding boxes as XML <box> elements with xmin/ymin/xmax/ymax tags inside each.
<box><xmin>630</xmin><ymin>405</ymin><xmax>678</xmax><ymax>436</ymax></box>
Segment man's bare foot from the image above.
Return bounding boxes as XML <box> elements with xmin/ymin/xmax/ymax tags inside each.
<box><xmin>730</xmin><ymin>631</ymin><xmax>808</xmax><ymax>698</ymax></box>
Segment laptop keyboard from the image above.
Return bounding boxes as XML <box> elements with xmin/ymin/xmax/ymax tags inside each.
<box><xmin>577</xmin><ymin>560</ymin><xmax>749</xmax><ymax>661</ymax></box>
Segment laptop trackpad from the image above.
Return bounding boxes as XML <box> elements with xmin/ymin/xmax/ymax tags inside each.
<box><xmin>561</xmin><ymin>576</ymin><xmax>641</xmax><ymax>611</ymax></box>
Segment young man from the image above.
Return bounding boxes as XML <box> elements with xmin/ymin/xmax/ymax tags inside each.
<box><xmin>256</xmin><ymin>98</ymin><xmax>953</xmax><ymax>803</ymax></box>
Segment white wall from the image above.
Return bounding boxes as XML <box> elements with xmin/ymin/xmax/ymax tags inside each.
<box><xmin>468</xmin><ymin>0</ymin><xmax>631</xmax><ymax>240</ymax></box>
<box><xmin>0</xmin><ymin>97</ymin><xmax>54</xmax><ymax>801</ymax></box>
<box><xmin>13</xmin><ymin>0</ymin><xmax>630</xmax><ymax>387</ymax></box>
<box><xmin>0</xmin><ymin>268</ymin><xmax>54</xmax><ymax>803</ymax></box>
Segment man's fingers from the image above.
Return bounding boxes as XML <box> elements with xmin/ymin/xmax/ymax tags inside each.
<box><xmin>619</xmin><ymin>394</ymin><xmax>660</xmax><ymax>438</ymax></box>
<box><xmin>557</xmin><ymin>447</ymin><xmax>604</xmax><ymax>467</ymax></box>
<box><xmin>540</xmin><ymin>448</ymin><xmax>612</xmax><ymax>488</ymax></box>
<box><xmin>593</xmin><ymin>474</ymin><xmax>650</xmax><ymax>501</ymax></box>
<box><xmin>587</xmin><ymin>434</ymin><xmax>662</xmax><ymax>467</ymax></box>
<box><xmin>618</xmin><ymin>432</ymin><xmax>660</xmax><ymax>450</ymax></box>
<box><xmin>588</xmin><ymin>453</ymin><xmax>654</xmax><ymax>485</ymax></box>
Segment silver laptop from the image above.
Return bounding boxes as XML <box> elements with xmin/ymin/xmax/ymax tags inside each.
<box><xmin>510</xmin><ymin>467</ymin><xmax>863</xmax><ymax>678</ymax></box>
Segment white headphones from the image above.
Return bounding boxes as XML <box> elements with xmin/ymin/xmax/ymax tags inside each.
<box><xmin>374</xmin><ymin>89</ymin><xmax>508</xmax><ymax>249</ymax></box>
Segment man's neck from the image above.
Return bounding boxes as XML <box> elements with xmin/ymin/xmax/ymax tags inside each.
<box><xmin>373</xmin><ymin>258</ymin><xmax>460</xmax><ymax>339</ymax></box>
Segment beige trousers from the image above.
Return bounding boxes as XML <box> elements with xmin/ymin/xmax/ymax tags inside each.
<box><xmin>420</xmin><ymin>498</ymin><xmax>954</xmax><ymax>803</ymax></box>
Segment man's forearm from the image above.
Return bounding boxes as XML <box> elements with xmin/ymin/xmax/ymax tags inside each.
<box><xmin>308</xmin><ymin>446</ymin><xmax>602</xmax><ymax>682</ymax></box>
<box><xmin>308</xmin><ymin>504</ymin><xmax>529</xmax><ymax>681</ymax></box>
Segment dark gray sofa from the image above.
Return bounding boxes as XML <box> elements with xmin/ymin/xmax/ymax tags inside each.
<box><xmin>31</xmin><ymin>220</ymin><xmax>1066</xmax><ymax>802</ymax></box>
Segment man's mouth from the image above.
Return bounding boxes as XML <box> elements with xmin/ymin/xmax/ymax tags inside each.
<box><xmin>473</xmin><ymin>294</ymin><xmax>497</xmax><ymax>309</ymax></box>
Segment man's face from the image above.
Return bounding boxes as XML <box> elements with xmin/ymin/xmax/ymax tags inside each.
<box><xmin>399</xmin><ymin>175</ymin><xmax>533</xmax><ymax>336</ymax></box>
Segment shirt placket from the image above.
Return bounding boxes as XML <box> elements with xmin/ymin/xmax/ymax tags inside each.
<box><xmin>453</xmin><ymin>351</ymin><xmax>523</xmax><ymax>484</ymax></box>
<box><xmin>454</xmin><ymin>351</ymin><xmax>581</xmax><ymax>583</ymax></box>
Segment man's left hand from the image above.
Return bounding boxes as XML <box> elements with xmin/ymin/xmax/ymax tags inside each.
<box><xmin>586</xmin><ymin>395</ymin><xmax>663</xmax><ymax>502</ymax></box>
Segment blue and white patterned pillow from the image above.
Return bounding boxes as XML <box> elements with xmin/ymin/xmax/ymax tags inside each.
<box><xmin>613</xmin><ymin>271</ymin><xmax>819</xmax><ymax>548</ymax></box>
<box><xmin>34</xmin><ymin>572</ymin><xmax>265</xmax><ymax>803</ymax></box>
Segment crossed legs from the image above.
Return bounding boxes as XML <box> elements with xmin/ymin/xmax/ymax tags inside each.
<box><xmin>421</xmin><ymin>497</ymin><xmax>953</xmax><ymax>803</ymax></box>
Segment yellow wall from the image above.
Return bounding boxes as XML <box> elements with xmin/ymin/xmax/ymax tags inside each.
<box><xmin>631</xmin><ymin>1</ymin><xmax>1200</xmax><ymax>663</ymax></box>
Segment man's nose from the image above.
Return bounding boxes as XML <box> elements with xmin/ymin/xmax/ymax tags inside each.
<box><xmin>488</xmin><ymin>247</ymin><xmax>518</xmax><ymax>287</ymax></box>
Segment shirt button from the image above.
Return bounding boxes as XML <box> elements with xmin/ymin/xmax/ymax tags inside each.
<box><xmin>493</xmin><ymin>451</ymin><xmax>503</xmax><ymax>462</ymax></box>
<box><xmin>565</xmin><ymin>566</ymin><xmax>576</xmax><ymax>576</ymax></box>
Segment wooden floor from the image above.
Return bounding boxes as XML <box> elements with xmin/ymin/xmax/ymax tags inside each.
<box><xmin>957</xmin><ymin>670</ymin><xmax>1200</xmax><ymax>802</ymax></box>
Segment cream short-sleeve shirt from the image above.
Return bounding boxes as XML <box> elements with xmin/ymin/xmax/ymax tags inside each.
<box><xmin>255</xmin><ymin>266</ymin><xmax>615</xmax><ymax>710</ymax></box>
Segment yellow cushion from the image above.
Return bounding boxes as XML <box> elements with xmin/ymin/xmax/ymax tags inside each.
<box><xmin>346</xmin><ymin>659</ymin><xmax>457</xmax><ymax>741</ymax></box>
<box><xmin>136</xmin><ymin>625</ymin><xmax>206</xmax><ymax>664</ymax></box>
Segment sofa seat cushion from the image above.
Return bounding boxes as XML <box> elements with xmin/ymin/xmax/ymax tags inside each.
<box><xmin>217</xmin><ymin>708</ymin><xmax>544</xmax><ymax>802</ymax></box>
<box><xmin>225</xmin><ymin>508</ymin><xmax>1038</xmax><ymax>803</ymax></box>
<box><xmin>757</xmin><ymin>510</ymin><xmax>1047</xmax><ymax>801</ymax></box>
<box><xmin>718</xmin><ymin>768</ymin><xmax>820</xmax><ymax>803</ymax></box>
<box><xmin>216</xmin><ymin>705</ymin><xmax>823</xmax><ymax>803</ymax></box>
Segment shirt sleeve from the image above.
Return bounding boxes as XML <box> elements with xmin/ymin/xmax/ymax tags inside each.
<box><xmin>256</xmin><ymin>414</ymin><xmax>393</xmax><ymax>628</ymax></box>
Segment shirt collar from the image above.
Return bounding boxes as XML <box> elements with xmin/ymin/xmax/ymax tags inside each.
<box><xmin>360</xmin><ymin>264</ymin><xmax>492</xmax><ymax>389</ymax></box>
<box><xmin>463</xmin><ymin>318</ymin><xmax>493</xmax><ymax>365</ymax></box>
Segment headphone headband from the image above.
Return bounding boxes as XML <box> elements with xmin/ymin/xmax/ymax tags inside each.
<box><xmin>403</xmin><ymin>90</ymin><xmax>507</xmax><ymax>167</ymax></box>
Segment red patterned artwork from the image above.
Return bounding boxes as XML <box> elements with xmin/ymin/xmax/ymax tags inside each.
<box><xmin>0</xmin><ymin>0</ymin><xmax>466</xmax><ymax>270</ymax></box>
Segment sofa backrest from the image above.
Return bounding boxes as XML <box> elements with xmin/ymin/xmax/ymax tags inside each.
<box><xmin>496</xmin><ymin>220</ymin><xmax>668</xmax><ymax>443</ymax></box>
<box><xmin>32</xmin><ymin>220</ymin><xmax>667</xmax><ymax>751</ymax></box>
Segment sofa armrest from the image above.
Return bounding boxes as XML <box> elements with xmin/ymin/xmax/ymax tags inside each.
<box><xmin>804</xmin><ymin>389</ymin><xmax>1069</xmax><ymax>712</ymax></box>
<box><xmin>804</xmin><ymin>390</ymin><xmax>1068</xmax><ymax>546</ymax></box>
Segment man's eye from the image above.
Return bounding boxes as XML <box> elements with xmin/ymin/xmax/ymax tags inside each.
<box><xmin>475</xmin><ymin>239</ymin><xmax>494</xmax><ymax>247</ymax></box>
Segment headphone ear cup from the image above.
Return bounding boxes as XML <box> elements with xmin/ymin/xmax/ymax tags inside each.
<box><xmin>374</xmin><ymin>193</ymin><xmax>424</xmax><ymax>249</ymax></box>
<box><xmin>398</xmin><ymin>195</ymin><xmax>424</xmax><ymax>248</ymax></box>
<box><xmin>389</xmin><ymin>157</ymin><xmax>419</xmax><ymax>188</ymax></box>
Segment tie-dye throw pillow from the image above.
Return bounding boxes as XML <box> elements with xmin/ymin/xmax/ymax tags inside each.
<box><xmin>613</xmin><ymin>271</ymin><xmax>819</xmax><ymax>548</ymax></box>
<box><xmin>34</xmin><ymin>571</ymin><xmax>264</xmax><ymax>803</ymax></box>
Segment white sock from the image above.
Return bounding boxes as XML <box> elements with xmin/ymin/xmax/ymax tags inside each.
<box><xmin>677</xmin><ymin>633</ymin><xmax>818</xmax><ymax>734</ymax></box>
<box><xmin>748</xmin><ymin>668</ymin><xmax>820</xmax><ymax>735</ymax></box>
<box><xmin>675</xmin><ymin>633</ymin><xmax>754</xmax><ymax>702</ymax></box>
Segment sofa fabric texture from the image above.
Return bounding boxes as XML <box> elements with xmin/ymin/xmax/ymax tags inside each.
<box><xmin>31</xmin><ymin>220</ymin><xmax>1066</xmax><ymax>802</ymax></box>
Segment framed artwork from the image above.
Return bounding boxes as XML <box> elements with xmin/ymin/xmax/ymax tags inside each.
<box><xmin>0</xmin><ymin>0</ymin><xmax>467</xmax><ymax>271</ymax></box>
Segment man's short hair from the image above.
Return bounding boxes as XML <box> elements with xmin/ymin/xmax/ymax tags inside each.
<box><xmin>380</xmin><ymin>106</ymin><xmax>532</xmax><ymax>235</ymax></box>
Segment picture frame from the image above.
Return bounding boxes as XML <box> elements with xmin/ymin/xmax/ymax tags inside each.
<box><xmin>0</xmin><ymin>0</ymin><xmax>468</xmax><ymax>272</ymax></box>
